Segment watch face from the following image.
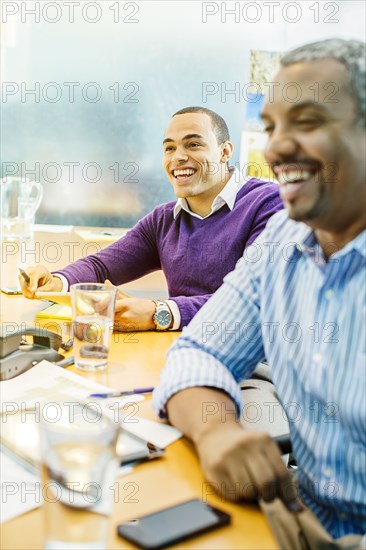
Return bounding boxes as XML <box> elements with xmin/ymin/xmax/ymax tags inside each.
<box><xmin>155</xmin><ymin>310</ymin><xmax>171</xmax><ymax>328</ymax></box>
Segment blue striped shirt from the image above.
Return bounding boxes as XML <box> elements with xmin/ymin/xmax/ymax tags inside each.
<box><xmin>153</xmin><ymin>210</ymin><xmax>366</xmax><ymax>538</ymax></box>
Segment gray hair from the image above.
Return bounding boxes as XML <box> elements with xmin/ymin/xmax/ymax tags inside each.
<box><xmin>281</xmin><ymin>39</ymin><xmax>366</xmax><ymax>126</ymax></box>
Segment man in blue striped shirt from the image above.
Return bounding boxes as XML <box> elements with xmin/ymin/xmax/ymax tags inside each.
<box><xmin>154</xmin><ymin>38</ymin><xmax>366</xmax><ymax>540</ymax></box>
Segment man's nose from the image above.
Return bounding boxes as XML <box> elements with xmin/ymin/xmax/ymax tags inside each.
<box><xmin>171</xmin><ymin>146</ymin><xmax>188</xmax><ymax>162</ymax></box>
<box><xmin>264</xmin><ymin>127</ymin><xmax>298</xmax><ymax>164</ymax></box>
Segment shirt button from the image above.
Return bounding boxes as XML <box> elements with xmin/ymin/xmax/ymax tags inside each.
<box><xmin>339</xmin><ymin>512</ymin><xmax>348</xmax><ymax>521</ymax></box>
<box><xmin>324</xmin><ymin>289</ymin><xmax>334</xmax><ymax>300</ymax></box>
<box><xmin>313</xmin><ymin>353</ymin><xmax>322</xmax><ymax>363</ymax></box>
<box><xmin>323</xmin><ymin>467</ymin><xmax>334</xmax><ymax>478</ymax></box>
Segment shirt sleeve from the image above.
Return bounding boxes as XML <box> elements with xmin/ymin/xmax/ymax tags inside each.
<box><xmin>51</xmin><ymin>273</ymin><xmax>69</xmax><ymax>291</ymax></box>
<box><xmin>153</xmin><ymin>250</ymin><xmax>266</xmax><ymax>418</ymax></box>
<box><xmin>166</xmin><ymin>300</ymin><xmax>181</xmax><ymax>331</ymax></box>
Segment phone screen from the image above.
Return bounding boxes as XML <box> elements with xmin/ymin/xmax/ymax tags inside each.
<box><xmin>117</xmin><ymin>498</ymin><xmax>231</xmax><ymax>549</ymax></box>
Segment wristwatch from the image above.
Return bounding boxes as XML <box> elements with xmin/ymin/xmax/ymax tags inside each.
<box><xmin>152</xmin><ymin>300</ymin><xmax>172</xmax><ymax>331</ymax></box>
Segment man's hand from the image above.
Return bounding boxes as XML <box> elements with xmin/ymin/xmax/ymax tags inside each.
<box><xmin>115</xmin><ymin>296</ymin><xmax>156</xmax><ymax>331</ymax></box>
<box><xmin>197</xmin><ymin>422</ymin><xmax>302</xmax><ymax>511</ymax></box>
<box><xmin>19</xmin><ymin>265</ymin><xmax>63</xmax><ymax>298</ymax></box>
<box><xmin>167</xmin><ymin>387</ymin><xmax>303</xmax><ymax>513</ymax></box>
<box><xmin>104</xmin><ymin>280</ymin><xmax>156</xmax><ymax>332</ymax></box>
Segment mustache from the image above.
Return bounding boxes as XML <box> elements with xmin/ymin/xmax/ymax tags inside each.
<box><xmin>271</xmin><ymin>159</ymin><xmax>321</xmax><ymax>169</ymax></box>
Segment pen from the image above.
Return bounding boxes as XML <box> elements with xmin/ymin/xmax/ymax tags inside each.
<box><xmin>18</xmin><ymin>268</ymin><xmax>30</xmax><ymax>284</ymax></box>
<box><xmin>89</xmin><ymin>387</ymin><xmax>154</xmax><ymax>398</ymax></box>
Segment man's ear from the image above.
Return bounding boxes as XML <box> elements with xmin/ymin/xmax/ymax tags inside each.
<box><xmin>220</xmin><ymin>141</ymin><xmax>234</xmax><ymax>163</ymax></box>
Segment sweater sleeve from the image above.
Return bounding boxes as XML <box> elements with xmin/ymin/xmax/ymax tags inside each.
<box><xmin>55</xmin><ymin>211</ymin><xmax>161</xmax><ymax>287</ymax></box>
<box><xmin>169</xmin><ymin>294</ymin><xmax>213</xmax><ymax>329</ymax></box>
<box><xmin>245</xmin><ymin>188</ymin><xmax>283</xmax><ymax>247</ymax></box>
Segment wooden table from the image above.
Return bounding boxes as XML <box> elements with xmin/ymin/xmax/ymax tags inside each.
<box><xmin>0</xmin><ymin>226</ymin><xmax>168</xmax><ymax>297</ymax></box>
<box><xmin>0</xmin><ymin>229</ymin><xmax>277</xmax><ymax>549</ymax></box>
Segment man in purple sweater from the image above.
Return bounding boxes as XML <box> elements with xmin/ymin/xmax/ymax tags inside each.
<box><xmin>20</xmin><ymin>107</ymin><xmax>282</xmax><ymax>331</ymax></box>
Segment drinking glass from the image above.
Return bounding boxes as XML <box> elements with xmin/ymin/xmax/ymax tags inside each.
<box><xmin>70</xmin><ymin>283</ymin><xmax>117</xmax><ymax>371</ymax></box>
<box><xmin>0</xmin><ymin>177</ymin><xmax>43</xmax><ymax>241</ymax></box>
<box><xmin>40</xmin><ymin>402</ymin><xmax>121</xmax><ymax>550</ymax></box>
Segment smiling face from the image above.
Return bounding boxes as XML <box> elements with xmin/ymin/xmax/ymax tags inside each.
<box><xmin>162</xmin><ymin>112</ymin><xmax>233</xmax><ymax>216</ymax></box>
<box><xmin>262</xmin><ymin>59</ymin><xmax>366</xmax><ymax>240</ymax></box>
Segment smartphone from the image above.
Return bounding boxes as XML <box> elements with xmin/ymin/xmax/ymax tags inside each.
<box><xmin>117</xmin><ymin>498</ymin><xmax>231</xmax><ymax>549</ymax></box>
<box><xmin>1</xmin><ymin>287</ymin><xmax>22</xmax><ymax>295</ymax></box>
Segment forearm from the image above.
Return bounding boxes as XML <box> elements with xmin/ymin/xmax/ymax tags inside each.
<box><xmin>166</xmin><ymin>386</ymin><xmax>240</xmax><ymax>446</ymax></box>
<box><xmin>166</xmin><ymin>386</ymin><xmax>301</xmax><ymax>510</ymax></box>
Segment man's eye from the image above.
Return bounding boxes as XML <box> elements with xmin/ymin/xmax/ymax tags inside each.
<box><xmin>263</xmin><ymin>125</ymin><xmax>274</xmax><ymax>134</ymax></box>
<box><xmin>189</xmin><ymin>143</ymin><xmax>200</xmax><ymax>148</ymax></box>
<box><xmin>296</xmin><ymin>119</ymin><xmax>319</xmax><ymax>126</ymax></box>
<box><xmin>164</xmin><ymin>146</ymin><xmax>174</xmax><ymax>152</ymax></box>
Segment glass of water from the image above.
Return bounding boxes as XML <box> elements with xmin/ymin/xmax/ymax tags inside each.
<box><xmin>40</xmin><ymin>403</ymin><xmax>121</xmax><ymax>550</ymax></box>
<box><xmin>70</xmin><ymin>283</ymin><xmax>117</xmax><ymax>371</ymax></box>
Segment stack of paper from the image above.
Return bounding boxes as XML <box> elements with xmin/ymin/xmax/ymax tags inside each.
<box><xmin>0</xmin><ymin>361</ymin><xmax>182</xmax><ymax>523</ymax></box>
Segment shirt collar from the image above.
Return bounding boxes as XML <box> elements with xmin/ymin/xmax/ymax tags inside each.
<box><xmin>173</xmin><ymin>167</ymin><xmax>246</xmax><ymax>220</ymax></box>
<box><xmin>289</xmin><ymin>221</ymin><xmax>366</xmax><ymax>262</ymax></box>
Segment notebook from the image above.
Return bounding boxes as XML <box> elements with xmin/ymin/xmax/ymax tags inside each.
<box><xmin>35</xmin><ymin>303</ymin><xmax>72</xmax><ymax>321</ymax></box>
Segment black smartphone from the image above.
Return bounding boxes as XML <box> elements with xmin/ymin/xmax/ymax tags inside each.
<box><xmin>117</xmin><ymin>498</ymin><xmax>231</xmax><ymax>549</ymax></box>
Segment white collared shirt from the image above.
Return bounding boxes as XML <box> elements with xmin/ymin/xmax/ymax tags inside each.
<box><xmin>173</xmin><ymin>167</ymin><xmax>246</xmax><ymax>220</ymax></box>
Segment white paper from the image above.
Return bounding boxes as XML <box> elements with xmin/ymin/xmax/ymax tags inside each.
<box><xmin>0</xmin><ymin>362</ymin><xmax>145</xmax><ymax>522</ymax></box>
<box><xmin>74</xmin><ymin>229</ymin><xmax>127</xmax><ymax>242</ymax></box>
<box><xmin>122</xmin><ymin>417</ymin><xmax>182</xmax><ymax>449</ymax></box>
<box><xmin>0</xmin><ymin>360</ymin><xmax>144</xmax><ymax>414</ymax></box>
<box><xmin>0</xmin><ymin>361</ymin><xmax>144</xmax><ymax>465</ymax></box>
<box><xmin>0</xmin><ymin>452</ymin><xmax>41</xmax><ymax>523</ymax></box>
<box><xmin>34</xmin><ymin>224</ymin><xmax>74</xmax><ymax>233</ymax></box>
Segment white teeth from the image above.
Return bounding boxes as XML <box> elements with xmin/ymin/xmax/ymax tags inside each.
<box><xmin>278</xmin><ymin>170</ymin><xmax>312</xmax><ymax>185</ymax></box>
<box><xmin>173</xmin><ymin>169</ymin><xmax>195</xmax><ymax>177</ymax></box>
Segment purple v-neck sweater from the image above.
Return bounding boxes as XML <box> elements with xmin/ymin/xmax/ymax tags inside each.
<box><xmin>57</xmin><ymin>178</ymin><xmax>282</xmax><ymax>328</ymax></box>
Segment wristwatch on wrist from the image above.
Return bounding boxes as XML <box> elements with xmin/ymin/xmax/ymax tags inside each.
<box><xmin>152</xmin><ymin>300</ymin><xmax>172</xmax><ymax>331</ymax></box>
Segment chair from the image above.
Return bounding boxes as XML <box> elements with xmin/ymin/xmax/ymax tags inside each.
<box><xmin>240</xmin><ymin>361</ymin><xmax>292</xmax><ymax>455</ymax></box>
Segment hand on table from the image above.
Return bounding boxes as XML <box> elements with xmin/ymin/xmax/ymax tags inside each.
<box><xmin>197</xmin><ymin>422</ymin><xmax>303</xmax><ymax>512</ymax></box>
<box><xmin>104</xmin><ymin>280</ymin><xmax>156</xmax><ymax>332</ymax></box>
<box><xmin>19</xmin><ymin>264</ymin><xmax>62</xmax><ymax>298</ymax></box>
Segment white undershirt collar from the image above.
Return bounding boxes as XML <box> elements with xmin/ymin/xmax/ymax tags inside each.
<box><xmin>173</xmin><ymin>167</ymin><xmax>247</xmax><ymax>220</ymax></box>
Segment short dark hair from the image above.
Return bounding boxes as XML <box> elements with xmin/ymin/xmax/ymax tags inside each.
<box><xmin>281</xmin><ymin>39</ymin><xmax>365</xmax><ymax>127</ymax></box>
<box><xmin>172</xmin><ymin>106</ymin><xmax>230</xmax><ymax>144</ymax></box>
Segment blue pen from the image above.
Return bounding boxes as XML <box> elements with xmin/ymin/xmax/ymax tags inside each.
<box><xmin>89</xmin><ymin>387</ymin><xmax>154</xmax><ymax>398</ymax></box>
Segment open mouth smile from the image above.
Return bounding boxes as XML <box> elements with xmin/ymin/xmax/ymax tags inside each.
<box><xmin>171</xmin><ymin>167</ymin><xmax>197</xmax><ymax>183</ymax></box>
<box><xmin>274</xmin><ymin>165</ymin><xmax>320</xmax><ymax>201</ymax></box>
